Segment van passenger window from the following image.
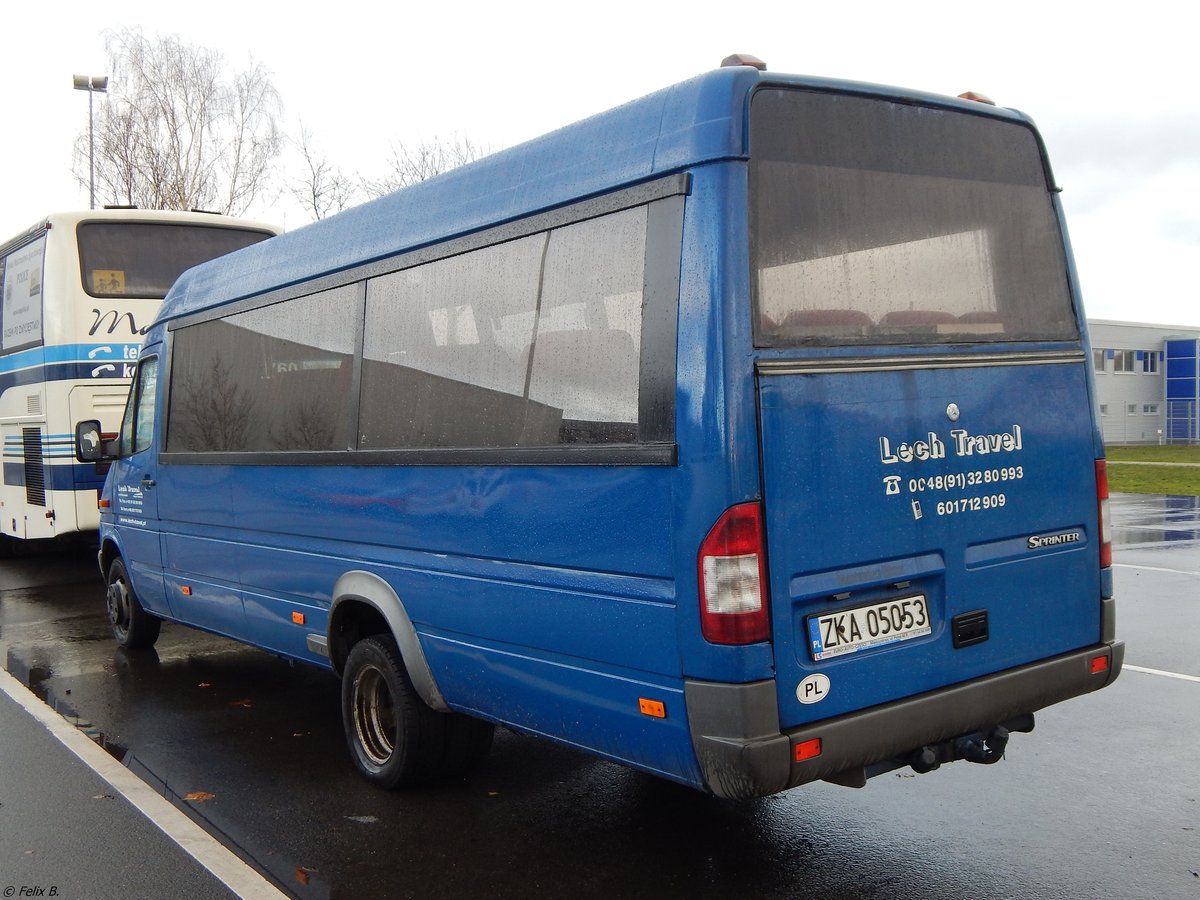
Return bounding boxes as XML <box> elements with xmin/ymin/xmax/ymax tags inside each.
<box><xmin>167</xmin><ymin>285</ymin><xmax>359</xmax><ymax>452</ymax></box>
<box><xmin>118</xmin><ymin>356</ymin><xmax>158</xmax><ymax>456</ymax></box>
<box><xmin>359</xmin><ymin>205</ymin><xmax>648</xmax><ymax>450</ymax></box>
<box><xmin>133</xmin><ymin>356</ymin><xmax>158</xmax><ymax>454</ymax></box>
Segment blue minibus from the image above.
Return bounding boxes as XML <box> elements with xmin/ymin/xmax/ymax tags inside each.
<box><xmin>76</xmin><ymin>56</ymin><xmax>1123</xmax><ymax>798</ymax></box>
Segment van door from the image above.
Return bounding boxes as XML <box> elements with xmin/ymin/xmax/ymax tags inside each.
<box><xmin>107</xmin><ymin>352</ymin><xmax>169</xmax><ymax>616</ymax></box>
<box><xmin>747</xmin><ymin>87</ymin><xmax>1104</xmax><ymax>733</ymax></box>
<box><xmin>757</xmin><ymin>356</ymin><xmax>1103</xmax><ymax>731</ymax></box>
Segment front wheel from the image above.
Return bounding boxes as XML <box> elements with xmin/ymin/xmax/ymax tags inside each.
<box><xmin>341</xmin><ymin>635</ymin><xmax>493</xmax><ymax>788</ymax></box>
<box><xmin>106</xmin><ymin>557</ymin><xmax>161</xmax><ymax>650</ymax></box>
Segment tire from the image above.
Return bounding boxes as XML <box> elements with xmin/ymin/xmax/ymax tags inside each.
<box><xmin>341</xmin><ymin>635</ymin><xmax>494</xmax><ymax>788</ymax></box>
<box><xmin>105</xmin><ymin>557</ymin><xmax>162</xmax><ymax>650</ymax></box>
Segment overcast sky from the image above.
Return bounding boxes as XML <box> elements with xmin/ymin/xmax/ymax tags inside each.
<box><xmin>3</xmin><ymin>0</ymin><xmax>1197</xmax><ymax>326</ymax></box>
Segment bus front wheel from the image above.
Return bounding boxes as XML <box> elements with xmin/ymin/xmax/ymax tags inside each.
<box><xmin>105</xmin><ymin>557</ymin><xmax>161</xmax><ymax>650</ymax></box>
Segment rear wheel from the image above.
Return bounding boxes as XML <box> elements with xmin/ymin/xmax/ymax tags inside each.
<box><xmin>105</xmin><ymin>557</ymin><xmax>161</xmax><ymax>650</ymax></box>
<box><xmin>341</xmin><ymin>635</ymin><xmax>493</xmax><ymax>788</ymax></box>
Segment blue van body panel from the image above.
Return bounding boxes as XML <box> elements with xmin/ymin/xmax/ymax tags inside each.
<box><xmin>147</xmin><ymin>445</ymin><xmax>700</xmax><ymax>780</ymax></box>
<box><xmin>420</xmin><ymin>631</ymin><xmax>701</xmax><ymax>786</ymax></box>
<box><xmin>666</xmin><ymin>161</ymin><xmax>776</xmax><ymax>683</ymax></box>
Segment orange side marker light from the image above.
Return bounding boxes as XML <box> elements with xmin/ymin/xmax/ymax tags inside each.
<box><xmin>638</xmin><ymin>698</ymin><xmax>666</xmax><ymax>718</ymax></box>
<box><xmin>292</xmin><ymin>611</ymin><xmax>306</xmax><ymax>626</ymax></box>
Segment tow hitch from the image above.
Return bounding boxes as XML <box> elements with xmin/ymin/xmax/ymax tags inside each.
<box><xmin>908</xmin><ymin>713</ymin><xmax>1034</xmax><ymax>774</ymax></box>
<box><xmin>956</xmin><ymin>726</ymin><xmax>1009</xmax><ymax>765</ymax></box>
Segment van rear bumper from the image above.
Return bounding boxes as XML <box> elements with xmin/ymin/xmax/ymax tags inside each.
<box><xmin>685</xmin><ymin>638</ymin><xmax>1124</xmax><ymax>800</ymax></box>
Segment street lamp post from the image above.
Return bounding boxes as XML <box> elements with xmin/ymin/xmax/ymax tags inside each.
<box><xmin>72</xmin><ymin>74</ymin><xmax>109</xmax><ymax>210</ymax></box>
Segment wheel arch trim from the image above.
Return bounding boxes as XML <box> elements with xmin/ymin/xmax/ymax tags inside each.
<box><xmin>329</xmin><ymin>571</ymin><xmax>448</xmax><ymax>711</ymax></box>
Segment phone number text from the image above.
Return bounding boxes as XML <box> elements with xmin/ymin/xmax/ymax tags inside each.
<box><xmin>910</xmin><ymin>466</ymin><xmax>1023</xmax><ymax>494</ymax></box>
<box><xmin>936</xmin><ymin>494</ymin><xmax>1007</xmax><ymax>516</ymax></box>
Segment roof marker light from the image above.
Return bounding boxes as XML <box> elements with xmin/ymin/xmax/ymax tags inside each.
<box><xmin>721</xmin><ymin>54</ymin><xmax>767</xmax><ymax>71</ymax></box>
<box><xmin>957</xmin><ymin>91</ymin><xmax>997</xmax><ymax>105</ymax></box>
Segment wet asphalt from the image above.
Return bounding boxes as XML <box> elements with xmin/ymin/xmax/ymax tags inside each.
<box><xmin>0</xmin><ymin>494</ymin><xmax>1196</xmax><ymax>899</ymax></box>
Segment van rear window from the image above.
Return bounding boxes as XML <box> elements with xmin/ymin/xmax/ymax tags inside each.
<box><xmin>750</xmin><ymin>89</ymin><xmax>1079</xmax><ymax>347</ymax></box>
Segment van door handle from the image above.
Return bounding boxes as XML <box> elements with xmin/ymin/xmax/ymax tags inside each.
<box><xmin>140</xmin><ymin>477</ymin><xmax>156</xmax><ymax>488</ymax></box>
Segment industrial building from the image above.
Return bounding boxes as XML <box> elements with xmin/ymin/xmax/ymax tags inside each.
<box><xmin>1087</xmin><ymin>320</ymin><xmax>1200</xmax><ymax>445</ymax></box>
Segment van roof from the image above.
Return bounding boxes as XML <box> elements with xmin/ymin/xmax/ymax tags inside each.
<box><xmin>159</xmin><ymin>66</ymin><xmax>1030</xmax><ymax>326</ymax></box>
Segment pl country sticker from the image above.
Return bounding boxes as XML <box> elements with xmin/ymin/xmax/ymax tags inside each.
<box><xmin>796</xmin><ymin>673</ymin><xmax>830</xmax><ymax>705</ymax></box>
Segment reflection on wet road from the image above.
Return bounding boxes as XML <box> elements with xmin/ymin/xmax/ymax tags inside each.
<box><xmin>1111</xmin><ymin>493</ymin><xmax>1200</xmax><ymax>555</ymax></box>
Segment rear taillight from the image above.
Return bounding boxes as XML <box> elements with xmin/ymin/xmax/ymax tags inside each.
<box><xmin>1096</xmin><ymin>460</ymin><xmax>1112</xmax><ymax>569</ymax></box>
<box><xmin>698</xmin><ymin>502</ymin><xmax>770</xmax><ymax>644</ymax></box>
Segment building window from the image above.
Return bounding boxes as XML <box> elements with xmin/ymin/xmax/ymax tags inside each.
<box><xmin>1143</xmin><ymin>351</ymin><xmax>1160</xmax><ymax>374</ymax></box>
<box><xmin>1143</xmin><ymin>403</ymin><xmax>1160</xmax><ymax>415</ymax></box>
<box><xmin>1099</xmin><ymin>404</ymin><xmax>1108</xmax><ymax>416</ymax></box>
<box><xmin>1092</xmin><ymin>349</ymin><xmax>1105</xmax><ymax>373</ymax></box>
<box><xmin>1127</xmin><ymin>404</ymin><xmax>1139</xmax><ymax>415</ymax></box>
<box><xmin>1113</xmin><ymin>350</ymin><xmax>1136</xmax><ymax>373</ymax></box>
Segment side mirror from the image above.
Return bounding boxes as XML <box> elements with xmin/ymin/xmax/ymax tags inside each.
<box><xmin>75</xmin><ymin>420</ymin><xmax>111</xmax><ymax>462</ymax></box>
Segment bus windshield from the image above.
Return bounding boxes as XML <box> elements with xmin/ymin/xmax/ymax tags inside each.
<box><xmin>751</xmin><ymin>89</ymin><xmax>1079</xmax><ymax>347</ymax></box>
<box><xmin>77</xmin><ymin>221</ymin><xmax>273</xmax><ymax>299</ymax></box>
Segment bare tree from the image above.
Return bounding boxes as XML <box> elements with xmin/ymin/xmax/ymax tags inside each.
<box><xmin>362</xmin><ymin>135</ymin><xmax>487</xmax><ymax>198</ymax></box>
<box><xmin>289</xmin><ymin>124</ymin><xmax>359</xmax><ymax>221</ymax></box>
<box><xmin>74</xmin><ymin>29</ymin><xmax>282</xmax><ymax>214</ymax></box>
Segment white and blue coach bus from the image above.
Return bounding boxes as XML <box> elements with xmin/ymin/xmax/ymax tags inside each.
<box><xmin>77</xmin><ymin>58</ymin><xmax>1122</xmax><ymax>798</ymax></box>
<box><xmin>0</xmin><ymin>209</ymin><xmax>277</xmax><ymax>550</ymax></box>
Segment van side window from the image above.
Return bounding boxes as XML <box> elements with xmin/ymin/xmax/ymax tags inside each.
<box><xmin>119</xmin><ymin>355</ymin><xmax>158</xmax><ymax>456</ymax></box>
<box><xmin>163</xmin><ymin>194</ymin><xmax>679</xmax><ymax>462</ymax></box>
<box><xmin>528</xmin><ymin>208</ymin><xmax>645</xmax><ymax>443</ymax></box>
<box><xmin>360</xmin><ymin>235</ymin><xmax>548</xmax><ymax>449</ymax></box>
<box><xmin>360</xmin><ymin>204</ymin><xmax>648</xmax><ymax>449</ymax></box>
<box><xmin>167</xmin><ymin>285</ymin><xmax>359</xmax><ymax>452</ymax></box>
<box><xmin>133</xmin><ymin>356</ymin><xmax>158</xmax><ymax>454</ymax></box>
